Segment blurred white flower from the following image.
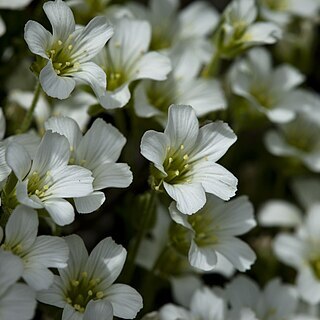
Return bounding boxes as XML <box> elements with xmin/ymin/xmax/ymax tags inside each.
<box><xmin>0</xmin><ymin>250</ymin><xmax>36</xmax><ymax>320</ymax></box>
<box><xmin>264</xmin><ymin>110</ymin><xmax>320</xmax><ymax>172</ymax></box>
<box><xmin>226</xmin><ymin>276</ymin><xmax>298</xmax><ymax>319</ymax></box>
<box><xmin>140</xmin><ymin>104</ymin><xmax>237</xmax><ymax>215</ymax></box>
<box><xmin>94</xmin><ymin>18</ymin><xmax>171</xmax><ymax>109</ymax></box>
<box><xmin>0</xmin><ymin>205</ymin><xmax>69</xmax><ymax>290</ymax></box>
<box><xmin>38</xmin><ymin>234</ymin><xmax>143</xmax><ymax>319</ymax></box>
<box><xmin>229</xmin><ymin>47</ymin><xmax>305</xmax><ymax>123</ymax></box>
<box><xmin>45</xmin><ymin>116</ymin><xmax>132</xmax><ymax>213</ymax></box>
<box><xmin>24</xmin><ymin>0</ymin><xmax>113</xmax><ymax>100</ymax></box>
<box><xmin>215</xmin><ymin>0</ymin><xmax>282</xmax><ymax>58</ymax></box>
<box><xmin>273</xmin><ymin>204</ymin><xmax>320</xmax><ymax>304</ymax></box>
<box><xmin>159</xmin><ymin>286</ymin><xmax>225</xmax><ymax>320</ymax></box>
<box><xmin>128</xmin><ymin>0</ymin><xmax>219</xmax><ymax>70</ymax></box>
<box><xmin>133</xmin><ymin>45</ymin><xmax>226</xmax><ymax>125</ymax></box>
<box><xmin>169</xmin><ymin>195</ymin><xmax>256</xmax><ymax>272</ymax></box>
<box><xmin>5</xmin><ymin>131</ymin><xmax>94</xmax><ymax>225</ymax></box>
<box><xmin>258</xmin><ymin>0</ymin><xmax>320</xmax><ymax>26</ymax></box>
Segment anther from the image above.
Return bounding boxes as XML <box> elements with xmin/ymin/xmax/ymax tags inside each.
<box><xmin>168</xmin><ymin>157</ymin><xmax>173</xmax><ymax>163</ymax></box>
<box><xmin>184</xmin><ymin>164</ymin><xmax>189</xmax><ymax>169</ymax></box>
<box><xmin>68</xmin><ymin>45</ymin><xmax>73</xmax><ymax>50</ymax></box>
<box><xmin>66</xmin><ymin>297</ymin><xmax>72</xmax><ymax>304</ymax></box>
<box><xmin>96</xmin><ymin>291</ymin><xmax>104</xmax><ymax>299</ymax></box>
<box><xmin>88</xmin><ymin>290</ymin><xmax>93</xmax><ymax>296</ymax></box>
<box><xmin>58</xmin><ymin>40</ymin><xmax>63</xmax><ymax>45</ymax></box>
<box><xmin>65</xmin><ymin>61</ymin><xmax>71</xmax><ymax>66</ymax></box>
<box><xmin>180</xmin><ymin>144</ymin><xmax>184</xmax><ymax>150</ymax></box>
<box><xmin>183</xmin><ymin>154</ymin><xmax>189</xmax><ymax>160</ymax></box>
<box><xmin>71</xmin><ymin>280</ymin><xmax>79</xmax><ymax>287</ymax></box>
<box><xmin>175</xmin><ymin>170</ymin><xmax>180</xmax><ymax>176</ymax></box>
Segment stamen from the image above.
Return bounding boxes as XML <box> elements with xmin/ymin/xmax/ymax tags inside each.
<box><xmin>96</xmin><ymin>291</ymin><xmax>104</xmax><ymax>299</ymax></box>
<box><xmin>175</xmin><ymin>170</ymin><xmax>180</xmax><ymax>176</ymax></box>
<box><xmin>71</xmin><ymin>280</ymin><xmax>79</xmax><ymax>287</ymax></box>
<box><xmin>58</xmin><ymin>40</ymin><xmax>63</xmax><ymax>45</ymax></box>
<box><xmin>183</xmin><ymin>154</ymin><xmax>189</xmax><ymax>160</ymax></box>
<box><xmin>68</xmin><ymin>45</ymin><xmax>73</xmax><ymax>50</ymax></box>
<box><xmin>180</xmin><ymin>144</ymin><xmax>184</xmax><ymax>150</ymax></box>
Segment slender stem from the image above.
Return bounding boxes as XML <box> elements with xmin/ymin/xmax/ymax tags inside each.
<box><xmin>19</xmin><ymin>81</ymin><xmax>41</xmax><ymax>133</ymax></box>
<box><xmin>123</xmin><ymin>190</ymin><xmax>157</xmax><ymax>283</ymax></box>
<box><xmin>201</xmin><ymin>50</ymin><xmax>221</xmax><ymax>78</ymax></box>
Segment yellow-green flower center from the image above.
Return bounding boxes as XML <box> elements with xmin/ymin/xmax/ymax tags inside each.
<box><xmin>262</xmin><ymin>0</ymin><xmax>288</xmax><ymax>11</ymax></box>
<box><xmin>65</xmin><ymin>271</ymin><xmax>104</xmax><ymax>313</ymax></box>
<box><xmin>250</xmin><ymin>86</ymin><xmax>275</xmax><ymax>109</ymax></box>
<box><xmin>27</xmin><ymin>171</ymin><xmax>52</xmax><ymax>199</ymax></box>
<box><xmin>106</xmin><ymin>71</ymin><xmax>126</xmax><ymax>91</ymax></box>
<box><xmin>310</xmin><ymin>258</ymin><xmax>320</xmax><ymax>280</ymax></box>
<box><xmin>46</xmin><ymin>39</ymin><xmax>81</xmax><ymax>76</ymax></box>
<box><xmin>150</xmin><ymin>28</ymin><xmax>172</xmax><ymax>51</ymax></box>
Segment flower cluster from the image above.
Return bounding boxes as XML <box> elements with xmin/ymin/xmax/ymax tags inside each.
<box><xmin>1</xmin><ymin>0</ymin><xmax>320</xmax><ymax>319</ymax></box>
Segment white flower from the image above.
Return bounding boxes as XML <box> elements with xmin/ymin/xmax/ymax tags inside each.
<box><xmin>229</xmin><ymin>47</ymin><xmax>306</xmax><ymax>123</ymax></box>
<box><xmin>5</xmin><ymin>130</ymin><xmax>94</xmax><ymax>225</ymax></box>
<box><xmin>0</xmin><ymin>205</ymin><xmax>69</xmax><ymax>290</ymax></box>
<box><xmin>24</xmin><ymin>0</ymin><xmax>113</xmax><ymax>100</ymax></box>
<box><xmin>38</xmin><ymin>234</ymin><xmax>143</xmax><ymax>319</ymax></box>
<box><xmin>128</xmin><ymin>0</ymin><xmax>219</xmax><ymax>69</ymax></box>
<box><xmin>273</xmin><ymin>204</ymin><xmax>320</xmax><ymax>304</ymax></box>
<box><xmin>0</xmin><ymin>250</ymin><xmax>36</xmax><ymax>320</ymax></box>
<box><xmin>215</xmin><ymin>0</ymin><xmax>282</xmax><ymax>58</ymax></box>
<box><xmin>134</xmin><ymin>45</ymin><xmax>226</xmax><ymax>125</ymax></box>
<box><xmin>94</xmin><ymin>18</ymin><xmax>171</xmax><ymax>109</ymax></box>
<box><xmin>264</xmin><ymin>110</ymin><xmax>320</xmax><ymax>172</ymax></box>
<box><xmin>140</xmin><ymin>104</ymin><xmax>237</xmax><ymax>215</ymax></box>
<box><xmin>159</xmin><ymin>287</ymin><xmax>226</xmax><ymax>320</ymax></box>
<box><xmin>0</xmin><ymin>108</ymin><xmax>5</xmax><ymax>140</ymax></box>
<box><xmin>45</xmin><ymin>116</ymin><xmax>132</xmax><ymax>213</ymax></box>
<box><xmin>169</xmin><ymin>195</ymin><xmax>256</xmax><ymax>272</ymax></box>
<box><xmin>226</xmin><ymin>276</ymin><xmax>298</xmax><ymax>319</ymax></box>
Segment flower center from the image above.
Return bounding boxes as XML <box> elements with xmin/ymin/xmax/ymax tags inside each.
<box><xmin>281</xmin><ymin>118</ymin><xmax>319</xmax><ymax>153</ymax></box>
<box><xmin>65</xmin><ymin>272</ymin><xmax>104</xmax><ymax>313</ymax></box>
<box><xmin>310</xmin><ymin>259</ymin><xmax>320</xmax><ymax>280</ymax></box>
<box><xmin>150</xmin><ymin>28</ymin><xmax>172</xmax><ymax>51</ymax></box>
<box><xmin>262</xmin><ymin>0</ymin><xmax>288</xmax><ymax>11</ymax></box>
<box><xmin>1</xmin><ymin>243</ymin><xmax>23</xmax><ymax>256</ymax></box>
<box><xmin>250</xmin><ymin>86</ymin><xmax>275</xmax><ymax>109</ymax></box>
<box><xmin>47</xmin><ymin>39</ymin><xmax>80</xmax><ymax>76</ymax></box>
<box><xmin>27</xmin><ymin>171</ymin><xmax>52</xmax><ymax>199</ymax></box>
<box><xmin>106</xmin><ymin>71</ymin><xmax>126</xmax><ymax>91</ymax></box>
<box><xmin>188</xmin><ymin>213</ymin><xmax>218</xmax><ymax>247</ymax></box>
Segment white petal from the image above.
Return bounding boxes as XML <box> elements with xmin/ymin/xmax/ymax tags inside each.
<box><xmin>48</xmin><ymin>165</ymin><xmax>93</xmax><ymax>198</ymax></box>
<box><xmin>189</xmin><ymin>121</ymin><xmax>237</xmax><ymax>162</ymax></box>
<box><xmin>0</xmin><ymin>283</ymin><xmax>36</xmax><ymax>320</ymax></box>
<box><xmin>74</xmin><ymin>191</ymin><xmax>105</xmax><ymax>214</ymax></box>
<box><xmin>105</xmin><ymin>284</ymin><xmax>143</xmax><ymax>319</ymax></box>
<box><xmin>0</xmin><ymin>144</ymin><xmax>11</xmax><ymax>182</ymax></box>
<box><xmin>258</xmin><ymin>200</ymin><xmax>303</xmax><ymax>227</ymax></box>
<box><xmin>140</xmin><ymin>130</ymin><xmax>169</xmax><ymax>175</ymax></box>
<box><xmin>273</xmin><ymin>234</ymin><xmax>305</xmax><ymax>268</ymax></box>
<box><xmin>77</xmin><ymin>118</ymin><xmax>126</xmax><ymax>168</ymax></box>
<box><xmin>179</xmin><ymin>1</ymin><xmax>219</xmax><ymax>37</ymax></box>
<box><xmin>43</xmin><ymin>0</ymin><xmax>75</xmax><ymax>42</ymax></box>
<box><xmin>72</xmin><ymin>62</ymin><xmax>107</xmax><ymax>101</ymax></box>
<box><xmin>5</xmin><ymin>205</ymin><xmax>38</xmax><ymax>251</ymax></box>
<box><xmin>213</xmin><ymin>236</ymin><xmax>256</xmax><ymax>272</ymax></box>
<box><xmin>191</xmin><ymin>162</ymin><xmax>238</xmax><ymax>201</ymax></box>
<box><xmin>24</xmin><ymin>21</ymin><xmax>51</xmax><ymax>59</ymax></box>
<box><xmin>0</xmin><ymin>107</ymin><xmax>5</xmax><ymax>139</ymax></box>
<box><xmin>177</xmin><ymin>79</ymin><xmax>226</xmax><ymax>117</ymax></box>
<box><xmin>159</xmin><ymin>304</ymin><xmax>192</xmax><ymax>320</ymax></box>
<box><xmin>0</xmin><ymin>16</ymin><xmax>5</xmax><ymax>37</ymax></box>
<box><xmin>84</xmin><ymin>300</ymin><xmax>113</xmax><ymax>320</ymax></box>
<box><xmin>163</xmin><ymin>182</ymin><xmax>206</xmax><ymax>215</ymax></box>
<box><xmin>188</xmin><ymin>240</ymin><xmax>217</xmax><ymax>271</ymax></box>
<box><xmin>93</xmin><ymin>163</ymin><xmax>132</xmax><ymax>190</ymax></box>
<box><xmin>24</xmin><ymin>235</ymin><xmax>69</xmax><ymax>268</ymax></box>
<box><xmin>44</xmin><ymin>198</ymin><xmax>75</xmax><ymax>226</ymax></box>
<box><xmin>164</xmin><ymin>105</ymin><xmax>199</xmax><ymax>152</ymax></box>
<box><xmin>6</xmin><ymin>142</ymin><xmax>31</xmax><ymax>180</ymax></box>
<box><xmin>85</xmin><ymin>237</ymin><xmax>127</xmax><ymax>288</ymax></box>
<box><xmin>16</xmin><ymin>180</ymin><xmax>44</xmax><ymax>209</ymax></box>
<box><xmin>306</xmin><ymin>204</ymin><xmax>320</xmax><ymax>239</ymax></box>
<box><xmin>40</xmin><ymin>61</ymin><xmax>76</xmax><ymax>99</ymax></box>
<box><xmin>45</xmin><ymin>116</ymin><xmax>82</xmax><ymax>150</ymax></box>
<box><xmin>133</xmin><ymin>52</ymin><xmax>171</xmax><ymax>81</ymax></box>
<box><xmin>272</xmin><ymin>64</ymin><xmax>305</xmax><ymax>91</ymax></box>
<box><xmin>72</xmin><ymin>16</ymin><xmax>113</xmax><ymax>62</ymax></box>
<box><xmin>264</xmin><ymin>130</ymin><xmax>297</xmax><ymax>156</ymax></box>
<box><xmin>168</xmin><ymin>202</ymin><xmax>193</xmax><ymax>230</ymax></box>
<box><xmin>37</xmin><ymin>275</ymin><xmax>65</xmax><ymax>308</ymax></box>
<box><xmin>31</xmin><ymin>131</ymin><xmax>69</xmax><ymax>173</ymax></box>
<box><xmin>297</xmin><ymin>267</ymin><xmax>320</xmax><ymax>304</ymax></box>
<box><xmin>226</xmin><ymin>275</ymin><xmax>260</xmax><ymax>309</ymax></box>
<box><xmin>108</xmin><ymin>19</ymin><xmax>151</xmax><ymax>72</ymax></box>
<box><xmin>266</xmin><ymin>108</ymin><xmax>296</xmax><ymax>124</ymax></box>
<box><xmin>60</xmin><ymin>235</ymin><xmax>88</xmax><ymax>284</ymax></box>
<box><xmin>246</xmin><ymin>22</ymin><xmax>282</xmax><ymax>44</ymax></box>
<box><xmin>0</xmin><ymin>251</ymin><xmax>24</xmax><ymax>296</ymax></box>
<box><xmin>206</xmin><ymin>195</ymin><xmax>256</xmax><ymax>236</ymax></box>
<box><xmin>0</xmin><ymin>0</ymin><xmax>33</xmax><ymax>9</ymax></box>
<box><xmin>99</xmin><ymin>84</ymin><xmax>131</xmax><ymax>109</ymax></box>
<box><xmin>62</xmin><ymin>304</ymin><xmax>83</xmax><ymax>320</ymax></box>
<box><xmin>23</xmin><ymin>265</ymin><xmax>54</xmax><ymax>291</ymax></box>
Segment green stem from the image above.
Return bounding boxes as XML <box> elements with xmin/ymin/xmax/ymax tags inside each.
<box><xmin>123</xmin><ymin>190</ymin><xmax>157</xmax><ymax>283</ymax></box>
<box><xmin>201</xmin><ymin>50</ymin><xmax>221</xmax><ymax>78</ymax></box>
<box><xmin>19</xmin><ymin>81</ymin><xmax>41</xmax><ymax>133</ymax></box>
